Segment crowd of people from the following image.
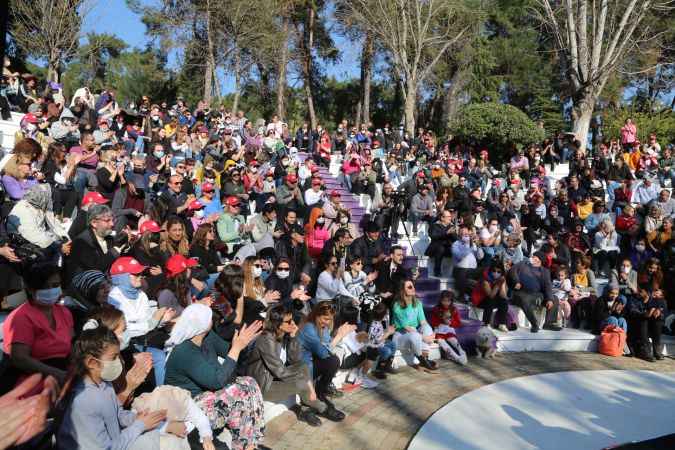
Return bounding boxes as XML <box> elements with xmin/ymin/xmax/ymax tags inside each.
<box><xmin>0</xmin><ymin>67</ymin><xmax>674</xmax><ymax>450</ymax></box>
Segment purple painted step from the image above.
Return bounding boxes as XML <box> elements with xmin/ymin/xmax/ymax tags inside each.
<box><xmin>415</xmin><ymin>278</ymin><xmax>440</xmax><ymax>291</ymax></box>
<box><xmin>455</xmin><ymin>319</ymin><xmax>482</xmax><ymax>353</ymax></box>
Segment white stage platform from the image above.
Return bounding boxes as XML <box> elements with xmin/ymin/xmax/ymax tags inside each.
<box><xmin>495</xmin><ymin>327</ymin><xmax>599</xmax><ymax>353</ymax></box>
<box><xmin>409</xmin><ymin>370</ymin><xmax>675</xmax><ymax>450</ymax></box>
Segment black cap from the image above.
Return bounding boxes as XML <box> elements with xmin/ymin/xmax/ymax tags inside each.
<box><xmin>364</xmin><ymin>221</ymin><xmax>380</xmax><ymax>233</ymax></box>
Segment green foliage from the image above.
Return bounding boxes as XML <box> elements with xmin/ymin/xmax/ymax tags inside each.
<box><xmin>602</xmin><ymin>109</ymin><xmax>675</xmax><ymax>144</ymax></box>
<box><xmin>449</xmin><ymin>102</ymin><xmax>546</xmax><ymax>156</ymax></box>
<box><xmin>105</xmin><ymin>49</ymin><xmax>177</xmax><ymax>105</ymax></box>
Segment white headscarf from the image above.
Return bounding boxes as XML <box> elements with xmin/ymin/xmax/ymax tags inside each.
<box><xmin>164</xmin><ymin>303</ymin><xmax>213</xmax><ymax>351</ymax></box>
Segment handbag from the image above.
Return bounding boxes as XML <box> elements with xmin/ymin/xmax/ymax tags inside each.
<box><xmin>598</xmin><ymin>325</ymin><xmax>626</xmax><ymax>357</ymax></box>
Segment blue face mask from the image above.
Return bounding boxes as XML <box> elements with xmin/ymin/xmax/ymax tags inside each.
<box><xmin>34</xmin><ymin>287</ymin><xmax>62</xmax><ymax>305</ymax></box>
<box><xmin>154</xmin><ymin>151</ymin><xmax>165</xmax><ymax>159</ymax></box>
<box><xmin>111</xmin><ymin>274</ymin><xmax>140</xmax><ymax>300</ymax></box>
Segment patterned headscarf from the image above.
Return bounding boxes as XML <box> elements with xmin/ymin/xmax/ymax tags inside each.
<box><xmin>23</xmin><ymin>183</ymin><xmax>53</xmax><ymax>211</ymax></box>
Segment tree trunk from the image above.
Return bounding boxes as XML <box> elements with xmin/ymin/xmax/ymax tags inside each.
<box><xmin>204</xmin><ymin>0</ymin><xmax>215</xmax><ymax>103</ymax></box>
<box><xmin>302</xmin><ymin>5</ymin><xmax>317</xmax><ymax>130</ymax></box>
<box><xmin>360</xmin><ymin>33</ymin><xmax>373</xmax><ymax>126</ymax></box>
<box><xmin>443</xmin><ymin>67</ymin><xmax>470</xmax><ymax>130</ymax></box>
<box><xmin>403</xmin><ymin>78</ymin><xmax>417</xmax><ymax>136</ymax></box>
<box><xmin>47</xmin><ymin>49</ymin><xmax>60</xmax><ymax>83</ymax></box>
<box><xmin>257</xmin><ymin>63</ymin><xmax>274</xmax><ymax>118</ymax></box>
<box><xmin>276</xmin><ymin>10</ymin><xmax>291</xmax><ymax>119</ymax></box>
<box><xmin>232</xmin><ymin>49</ymin><xmax>241</xmax><ymax>113</ymax></box>
<box><xmin>572</xmin><ymin>96</ymin><xmax>596</xmax><ymax>151</ymax></box>
<box><xmin>355</xmin><ymin>99</ymin><xmax>362</xmax><ymax>129</ymax></box>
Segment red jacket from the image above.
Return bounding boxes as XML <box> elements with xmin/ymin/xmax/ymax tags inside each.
<box><xmin>429</xmin><ymin>304</ymin><xmax>461</xmax><ymax>330</ymax></box>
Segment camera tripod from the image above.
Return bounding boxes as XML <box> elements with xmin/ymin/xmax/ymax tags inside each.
<box><xmin>389</xmin><ymin>196</ymin><xmax>416</xmax><ymax>257</ymax></box>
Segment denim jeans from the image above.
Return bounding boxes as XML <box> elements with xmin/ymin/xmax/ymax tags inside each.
<box><xmin>603</xmin><ymin>316</ymin><xmax>628</xmax><ymax>332</ymax></box>
<box><xmin>376</xmin><ymin>340</ymin><xmax>397</xmax><ymax>362</ymax></box>
<box><xmin>134</xmin><ymin>343</ymin><xmax>167</xmax><ymax>386</ymax></box>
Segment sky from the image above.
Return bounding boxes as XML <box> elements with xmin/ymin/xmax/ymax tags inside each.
<box><xmin>83</xmin><ymin>0</ymin><xmax>361</xmax><ymax>93</ymax></box>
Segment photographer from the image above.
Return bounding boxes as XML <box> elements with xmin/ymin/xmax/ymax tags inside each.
<box><xmin>426</xmin><ymin>208</ymin><xmax>458</xmax><ymax>277</ymax></box>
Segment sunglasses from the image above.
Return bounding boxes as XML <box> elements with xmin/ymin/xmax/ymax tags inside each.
<box><xmin>282</xmin><ymin>319</ymin><xmax>294</xmax><ymax>325</ymax></box>
<box><xmin>277</xmin><ymin>268</ymin><xmax>290</xmax><ymax>272</ymax></box>
<box><xmin>253</xmin><ymin>264</ymin><xmax>263</xmax><ymax>268</ymax></box>
<box><xmin>329</xmin><ymin>262</ymin><xmax>338</xmax><ymax>266</ymax></box>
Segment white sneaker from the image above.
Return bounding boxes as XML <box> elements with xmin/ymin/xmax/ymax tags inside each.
<box><xmin>498</xmin><ymin>325</ymin><xmax>508</xmax><ymax>332</ymax></box>
<box><xmin>360</xmin><ymin>376</ymin><xmax>379</xmax><ymax>389</ymax></box>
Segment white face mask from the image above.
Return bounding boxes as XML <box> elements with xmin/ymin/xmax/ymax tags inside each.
<box><xmin>117</xmin><ymin>330</ymin><xmax>131</xmax><ymax>351</ymax></box>
<box><xmin>96</xmin><ymin>356</ymin><xmax>124</xmax><ymax>382</ymax></box>
<box><xmin>276</xmin><ymin>269</ymin><xmax>290</xmax><ymax>279</ymax></box>
<box><xmin>195</xmin><ymin>210</ymin><xmax>205</xmax><ymax>218</ymax></box>
<box><xmin>252</xmin><ymin>267</ymin><xmax>263</xmax><ymax>278</ymax></box>
<box><xmin>622</xmin><ymin>266</ymin><xmax>631</xmax><ymax>274</ymax></box>
<box><xmin>635</xmin><ymin>244</ymin><xmax>645</xmax><ymax>252</ymax></box>
<box><xmin>488</xmin><ymin>225</ymin><xmax>498</xmax><ymax>233</ymax></box>
<box><xmin>25</xmin><ymin>123</ymin><xmax>37</xmax><ymax>133</ymax></box>
<box><xmin>340</xmin><ymin>217</ymin><xmax>349</xmax><ymax>224</ymax></box>
<box><xmin>316</xmin><ymin>217</ymin><xmax>325</xmax><ymax>224</ymax></box>
<box><xmin>250</xmin><ymin>167</ymin><xmax>258</xmax><ymax>173</ymax></box>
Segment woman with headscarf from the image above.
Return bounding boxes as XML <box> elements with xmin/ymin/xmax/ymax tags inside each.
<box><xmin>164</xmin><ymin>304</ymin><xmax>266</xmax><ymax>450</ymax></box>
<box><xmin>7</xmin><ymin>183</ymin><xmax>71</xmax><ymax>258</ymax></box>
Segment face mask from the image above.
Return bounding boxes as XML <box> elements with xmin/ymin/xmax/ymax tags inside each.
<box><xmin>195</xmin><ymin>210</ymin><xmax>205</xmax><ymax>218</ymax></box>
<box><xmin>461</xmin><ymin>235</ymin><xmax>471</xmax><ymax>244</ymax></box>
<box><xmin>635</xmin><ymin>244</ymin><xmax>645</xmax><ymax>252</ymax></box>
<box><xmin>316</xmin><ymin>217</ymin><xmax>325</xmax><ymax>224</ymax></box>
<box><xmin>97</xmin><ymin>356</ymin><xmax>124</xmax><ymax>382</ymax></box>
<box><xmin>34</xmin><ymin>287</ymin><xmax>62</xmax><ymax>305</ymax></box>
<box><xmin>276</xmin><ymin>269</ymin><xmax>290</xmax><ymax>279</ymax></box>
<box><xmin>340</xmin><ymin>217</ymin><xmax>349</xmax><ymax>224</ymax></box>
<box><xmin>488</xmin><ymin>225</ymin><xmax>498</xmax><ymax>233</ymax></box>
<box><xmin>151</xmin><ymin>115</ymin><xmax>159</xmax><ymax>121</ymax></box>
<box><xmin>117</xmin><ymin>330</ymin><xmax>131</xmax><ymax>351</ymax></box>
<box><xmin>25</xmin><ymin>123</ymin><xmax>37</xmax><ymax>133</ymax></box>
<box><xmin>252</xmin><ymin>267</ymin><xmax>263</xmax><ymax>278</ymax></box>
<box><xmin>282</xmin><ymin>160</ymin><xmax>289</xmax><ymax>166</ymax></box>
<box><xmin>251</xmin><ymin>167</ymin><xmax>258</xmax><ymax>173</ymax></box>
<box><xmin>154</xmin><ymin>151</ymin><xmax>165</xmax><ymax>159</ymax></box>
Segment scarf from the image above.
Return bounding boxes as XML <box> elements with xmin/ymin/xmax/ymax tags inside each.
<box><xmin>165</xmin><ymin>303</ymin><xmax>213</xmax><ymax>350</ymax></box>
<box><xmin>23</xmin><ymin>183</ymin><xmax>53</xmax><ymax>211</ymax></box>
<box><xmin>111</xmin><ymin>274</ymin><xmax>140</xmax><ymax>300</ymax></box>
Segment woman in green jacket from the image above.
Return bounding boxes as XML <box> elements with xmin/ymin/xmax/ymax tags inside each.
<box><xmin>164</xmin><ymin>304</ymin><xmax>265</xmax><ymax>450</ymax></box>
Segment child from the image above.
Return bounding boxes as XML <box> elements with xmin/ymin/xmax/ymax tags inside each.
<box><xmin>366</xmin><ymin>302</ymin><xmax>398</xmax><ymax>379</ymax></box>
<box><xmin>430</xmin><ymin>291</ymin><xmax>468</xmax><ymax>365</ymax></box>
<box><xmin>552</xmin><ymin>265</ymin><xmax>572</xmax><ymax>327</ymax></box>
<box><xmin>57</xmin><ymin>324</ymin><xmax>166</xmax><ymax>450</ymax></box>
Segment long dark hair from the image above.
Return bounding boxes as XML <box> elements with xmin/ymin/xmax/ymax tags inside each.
<box><xmin>58</xmin><ymin>325</ymin><xmax>119</xmax><ymax>407</ymax></box>
<box><xmin>215</xmin><ymin>264</ymin><xmax>244</xmax><ymax>303</ymax></box>
<box><xmin>394</xmin><ymin>278</ymin><xmax>418</xmax><ymax>308</ymax></box>
<box><xmin>160</xmin><ymin>271</ymin><xmax>191</xmax><ymax>308</ymax></box>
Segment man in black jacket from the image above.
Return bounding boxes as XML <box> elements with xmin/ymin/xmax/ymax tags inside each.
<box><xmin>374</xmin><ymin>245</ymin><xmax>412</xmax><ymax>300</ymax></box>
<box><xmin>508</xmin><ymin>251</ymin><xmax>561</xmax><ymax>333</ymax></box>
<box><xmin>68</xmin><ymin>204</ymin><xmax>118</xmax><ymax>283</ymax></box>
<box><xmin>275</xmin><ymin>225</ymin><xmax>312</xmax><ymax>286</ymax></box>
<box><xmin>426</xmin><ymin>209</ymin><xmax>457</xmax><ymax>276</ymax></box>
<box><xmin>349</xmin><ymin>221</ymin><xmax>385</xmax><ymax>274</ymax></box>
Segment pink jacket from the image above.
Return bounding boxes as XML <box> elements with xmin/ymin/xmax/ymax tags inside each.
<box><xmin>621</xmin><ymin>123</ymin><xmax>637</xmax><ymax>145</ymax></box>
<box><xmin>306</xmin><ymin>227</ymin><xmax>330</xmax><ymax>258</ymax></box>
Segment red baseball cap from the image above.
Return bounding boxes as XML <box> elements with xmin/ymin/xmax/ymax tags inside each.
<box><xmin>311</xmin><ymin>177</ymin><xmax>322</xmax><ymax>186</ymax></box>
<box><xmin>285</xmin><ymin>174</ymin><xmax>298</xmax><ymax>184</ymax></box>
<box><xmin>226</xmin><ymin>196</ymin><xmax>241</xmax><ymax>207</ymax></box>
<box><xmin>110</xmin><ymin>257</ymin><xmax>147</xmax><ymax>276</ymax></box>
<box><xmin>139</xmin><ymin>220</ymin><xmax>161</xmax><ymax>234</ymax></box>
<box><xmin>330</xmin><ymin>190</ymin><xmax>341</xmax><ymax>197</ymax></box>
<box><xmin>416</xmin><ymin>172</ymin><xmax>426</xmax><ymax>178</ymax></box>
<box><xmin>310</xmin><ymin>166</ymin><xmax>319</xmax><ymax>173</ymax></box>
<box><xmin>165</xmin><ymin>254</ymin><xmax>198</xmax><ymax>278</ymax></box>
<box><xmin>250</xmin><ymin>160</ymin><xmax>259</xmax><ymax>167</ymax></box>
<box><xmin>188</xmin><ymin>199</ymin><xmax>204</xmax><ymax>210</ymax></box>
<box><xmin>98</xmin><ymin>117</ymin><xmax>110</xmax><ymax>125</ymax></box>
<box><xmin>23</xmin><ymin>113</ymin><xmax>39</xmax><ymax>124</ymax></box>
<box><xmin>201</xmin><ymin>182</ymin><xmax>215</xmax><ymax>193</ymax></box>
<box><xmin>82</xmin><ymin>191</ymin><xmax>109</xmax><ymax>207</ymax></box>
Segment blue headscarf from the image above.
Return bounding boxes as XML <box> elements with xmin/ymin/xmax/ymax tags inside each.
<box><xmin>111</xmin><ymin>274</ymin><xmax>140</xmax><ymax>300</ymax></box>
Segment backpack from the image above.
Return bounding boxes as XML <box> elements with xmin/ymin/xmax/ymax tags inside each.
<box><xmin>598</xmin><ymin>325</ymin><xmax>626</xmax><ymax>357</ymax></box>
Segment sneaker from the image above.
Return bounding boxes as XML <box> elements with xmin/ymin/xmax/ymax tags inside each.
<box><xmin>298</xmin><ymin>409</ymin><xmax>322</xmax><ymax>427</ymax></box>
<box><xmin>320</xmin><ymin>404</ymin><xmax>346</xmax><ymax>422</ymax></box>
<box><xmin>530</xmin><ymin>325</ymin><xmax>540</xmax><ymax>333</ymax></box>
<box><xmin>418</xmin><ymin>355</ymin><xmax>438</xmax><ymax>371</ymax></box>
<box><xmin>498</xmin><ymin>324</ymin><xmax>509</xmax><ymax>332</ymax></box>
<box><xmin>542</xmin><ymin>324</ymin><xmax>562</xmax><ymax>331</ymax></box>
<box><xmin>360</xmin><ymin>376</ymin><xmax>379</xmax><ymax>389</ymax></box>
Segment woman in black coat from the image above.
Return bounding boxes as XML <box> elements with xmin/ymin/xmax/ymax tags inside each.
<box><xmin>265</xmin><ymin>257</ymin><xmax>311</xmax><ymax>319</ymax></box>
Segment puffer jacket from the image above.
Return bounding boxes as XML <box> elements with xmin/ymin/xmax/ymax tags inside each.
<box><xmin>7</xmin><ymin>199</ymin><xmax>68</xmax><ymax>248</ymax></box>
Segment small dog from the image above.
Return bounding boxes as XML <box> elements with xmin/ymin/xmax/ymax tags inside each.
<box><xmin>475</xmin><ymin>326</ymin><xmax>497</xmax><ymax>358</ymax></box>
